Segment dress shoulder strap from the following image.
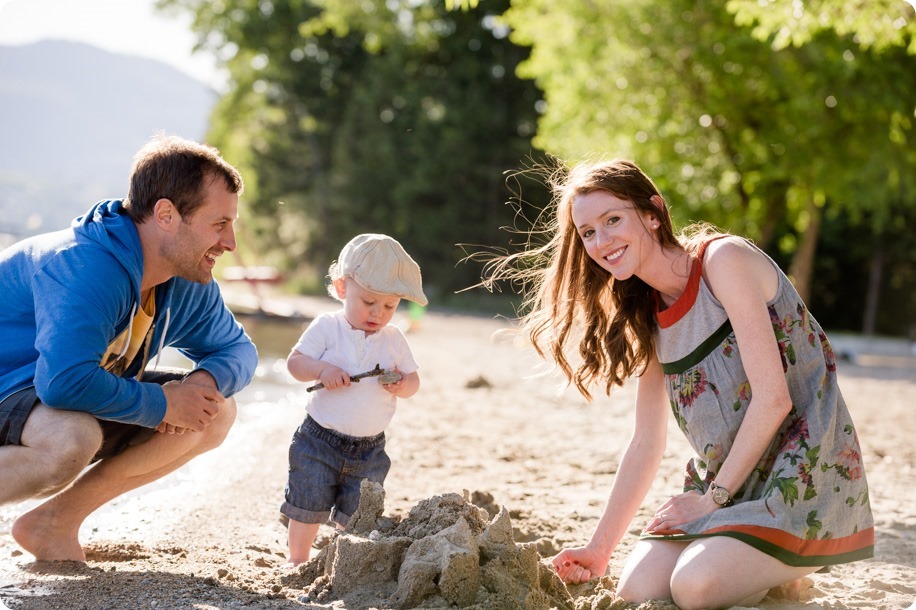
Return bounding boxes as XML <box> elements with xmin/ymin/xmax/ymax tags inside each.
<box><xmin>656</xmin><ymin>235</ymin><xmax>729</xmax><ymax>328</ymax></box>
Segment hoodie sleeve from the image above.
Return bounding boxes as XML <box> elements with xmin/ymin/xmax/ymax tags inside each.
<box><xmin>155</xmin><ymin>279</ymin><xmax>257</xmax><ymax>399</ymax></box>
<box><xmin>32</xmin><ymin>246</ymin><xmax>168</xmax><ymax>428</ymax></box>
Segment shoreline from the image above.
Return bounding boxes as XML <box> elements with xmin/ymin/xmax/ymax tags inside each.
<box><xmin>1</xmin><ymin>292</ymin><xmax>913</xmax><ymax>609</ymax></box>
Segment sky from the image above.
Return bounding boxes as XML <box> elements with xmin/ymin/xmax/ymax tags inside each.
<box><xmin>0</xmin><ymin>0</ymin><xmax>224</xmax><ymax>90</ymax></box>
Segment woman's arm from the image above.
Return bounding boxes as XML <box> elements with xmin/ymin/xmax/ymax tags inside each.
<box><xmin>701</xmin><ymin>238</ymin><xmax>793</xmax><ymax>500</ymax></box>
<box><xmin>554</xmin><ymin>355</ymin><xmax>669</xmax><ymax>583</ymax></box>
<box><xmin>643</xmin><ymin>238</ymin><xmax>795</xmax><ymax>531</ymax></box>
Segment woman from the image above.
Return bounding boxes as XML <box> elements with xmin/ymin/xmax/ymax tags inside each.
<box><xmin>481</xmin><ymin>159</ymin><xmax>873</xmax><ymax>608</ymax></box>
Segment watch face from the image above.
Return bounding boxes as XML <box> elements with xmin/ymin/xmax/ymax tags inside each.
<box><xmin>712</xmin><ymin>486</ymin><xmax>729</xmax><ymax>505</ymax></box>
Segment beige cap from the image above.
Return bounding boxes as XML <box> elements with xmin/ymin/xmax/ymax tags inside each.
<box><xmin>332</xmin><ymin>234</ymin><xmax>428</xmax><ymax>306</ymax></box>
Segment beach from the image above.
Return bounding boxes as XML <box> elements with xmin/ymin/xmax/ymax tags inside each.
<box><xmin>1</xmin><ymin>291</ymin><xmax>914</xmax><ymax>609</ymax></box>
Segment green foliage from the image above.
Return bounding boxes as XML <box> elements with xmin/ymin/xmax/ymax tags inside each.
<box><xmin>805</xmin><ymin>204</ymin><xmax>916</xmax><ymax>335</ymax></box>
<box><xmin>727</xmin><ymin>0</ymin><xmax>916</xmax><ymax>54</ymax></box>
<box><xmin>505</xmin><ymin>0</ymin><xmax>914</xmax><ymax>235</ymax></box>
<box><xmin>445</xmin><ymin>0</ymin><xmax>480</xmax><ymax>10</ymax></box>
<box><xmin>504</xmin><ymin>0</ymin><xmax>915</xmax><ymax>328</ymax></box>
<box><xmin>159</xmin><ymin>0</ymin><xmax>915</xmax><ymax>329</ymax></box>
<box><xmin>160</xmin><ymin>0</ymin><xmax>547</xmax><ymax>304</ymax></box>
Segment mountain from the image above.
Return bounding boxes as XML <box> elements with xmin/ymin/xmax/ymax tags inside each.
<box><xmin>0</xmin><ymin>40</ymin><xmax>216</xmax><ymax>239</ymax></box>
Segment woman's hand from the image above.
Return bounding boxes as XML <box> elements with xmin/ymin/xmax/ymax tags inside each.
<box><xmin>644</xmin><ymin>490</ymin><xmax>717</xmax><ymax>533</ymax></box>
<box><xmin>552</xmin><ymin>546</ymin><xmax>610</xmax><ymax>584</ymax></box>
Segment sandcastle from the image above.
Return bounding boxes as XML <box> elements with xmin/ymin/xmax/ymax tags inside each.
<box><xmin>283</xmin><ymin>480</ymin><xmax>577</xmax><ymax>609</ymax></box>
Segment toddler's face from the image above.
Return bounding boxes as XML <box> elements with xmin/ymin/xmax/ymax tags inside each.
<box><xmin>338</xmin><ymin>278</ymin><xmax>401</xmax><ymax>334</ymax></box>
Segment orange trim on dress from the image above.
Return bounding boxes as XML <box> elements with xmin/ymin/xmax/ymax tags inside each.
<box><xmin>699</xmin><ymin>524</ymin><xmax>874</xmax><ymax>557</ymax></box>
<box><xmin>656</xmin><ymin>260</ymin><xmax>701</xmax><ymax>328</ymax></box>
<box><xmin>656</xmin><ymin>235</ymin><xmax>728</xmax><ymax>328</ymax></box>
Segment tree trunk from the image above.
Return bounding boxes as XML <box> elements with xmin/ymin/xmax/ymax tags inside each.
<box><xmin>862</xmin><ymin>239</ymin><xmax>885</xmax><ymax>335</ymax></box>
<box><xmin>757</xmin><ymin>186</ymin><xmax>788</xmax><ymax>251</ymax></box>
<box><xmin>788</xmin><ymin>194</ymin><xmax>823</xmax><ymax>304</ymax></box>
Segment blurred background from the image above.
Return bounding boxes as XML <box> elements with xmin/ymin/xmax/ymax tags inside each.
<box><xmin>1</xmin><ymin>0</ymin><xmax>914</xmax><ymax>337</ymax></box>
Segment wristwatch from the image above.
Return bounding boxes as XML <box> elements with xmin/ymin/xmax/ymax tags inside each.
<box><xmin>709</xmin><ymin>482</ymin><xmax>734</xmax><ymax>507</ymax></box>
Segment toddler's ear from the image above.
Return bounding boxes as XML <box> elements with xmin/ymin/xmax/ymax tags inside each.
<box><xmin>332</xmin><ymin>278</ymin><xmax>347</xmax><ymax>299</ymax></box>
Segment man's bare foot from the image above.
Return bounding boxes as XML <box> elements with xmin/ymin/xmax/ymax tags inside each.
<box><xmin>767</xmin><ymin>576</ymin><xmax>814</xmax><ymax>601</ymax></box>
<box><xmin>11</xmin><ymin>506</ymin><xmax>86</xmax><ymax>562</ymax></box>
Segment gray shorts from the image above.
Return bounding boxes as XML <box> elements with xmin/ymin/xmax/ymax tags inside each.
<box><xmin>0</xmin><ymin>370</ymin><xmax>185</xmax><ymax>462</ymax></box>
<box><xmin>281</xmin><ymin>415</ymin><xmax>390</xmax><ymax>528</ymax></box>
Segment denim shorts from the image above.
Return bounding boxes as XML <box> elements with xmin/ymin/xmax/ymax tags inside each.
<box><xmin>281</xmin><ymin>415</ymin><xmax>390</xmax><ymax>528</ymax></box>
<box><xmin>0</xmin><ymin>370</ymin><xmax>185</xmax><ymax>462</ymax></box>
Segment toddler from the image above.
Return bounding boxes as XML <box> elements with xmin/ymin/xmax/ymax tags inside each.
<box><xmin>282</xmin><ymin>233</ymin><xmax>427</xmax><ymax>565</ymax></box>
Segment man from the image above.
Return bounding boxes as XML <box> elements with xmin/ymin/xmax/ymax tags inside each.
<box><xmin>0</xmin><ymin>135</ymin><xmax>258</xmax><ymax>561</ymax></box>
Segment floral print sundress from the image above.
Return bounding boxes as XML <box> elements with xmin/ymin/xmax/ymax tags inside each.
<box><xmin>643</xmin><ymin>237</ymin><xmax>874</xmax><ymax>566</ymax></box>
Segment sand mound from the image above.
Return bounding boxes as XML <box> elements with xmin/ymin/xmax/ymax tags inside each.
<box><xmin>283</xmin><ymin>480</ymin><xmax>578</xmax><ymax>609</ymax></box>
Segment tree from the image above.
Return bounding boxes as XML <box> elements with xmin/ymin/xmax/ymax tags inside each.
<box><xmin>503</xmin><ymin>0</ymin><xmax>915</xmax><ymax>325</ymax></box>
<box><xmin>727</xmin><ymin>0</ymin><xmax>916</xmax><ymax>54</ymax></box>
<box><xmin>159</xmin><ymin>0</ymin><xmax>547</xmax><ymax>301</ymax></box>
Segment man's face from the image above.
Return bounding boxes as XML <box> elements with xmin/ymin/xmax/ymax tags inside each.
<box><xmin>166</xmin><ymin>177</ymin><xmax>238</xmax><ymax>284</ymax></box>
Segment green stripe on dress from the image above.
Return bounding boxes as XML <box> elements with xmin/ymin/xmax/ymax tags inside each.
<box><xmin>661</xmin><ymin>320</ymin><xmax>734</xmax><ymax>374</ymax></box>
<box><xmin>643</xmin><ymin>532</ymin><xmax>874</xmax><ymax>567</ymax></box>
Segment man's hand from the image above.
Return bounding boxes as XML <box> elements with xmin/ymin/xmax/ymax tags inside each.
<box><xmin>161</xmin><ymin>380</ymin><xmax>224</xmax><ymax>432</ymax></box>
<box><xmin>155</xmin><ymin>422</ymin><xmax>189</xmax><ymax>435</ymax></box>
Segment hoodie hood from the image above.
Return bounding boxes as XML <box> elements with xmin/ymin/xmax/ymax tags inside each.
<box><xmin>0</xmin><ymin>198</ymin><xmax>257</xmax><ymax>427</ymax></box>
<box><xmin>72</xmin><ymin>199</ymin><xmax>145</xmax><ymax>298</ymax></box>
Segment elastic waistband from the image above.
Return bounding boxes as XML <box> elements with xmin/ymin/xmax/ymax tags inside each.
<box><xmin>304</xmin><ymin>415</ymin><xmax>385</xmax><ymax>450</ymax></box>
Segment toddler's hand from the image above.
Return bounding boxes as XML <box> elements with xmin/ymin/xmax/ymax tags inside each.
<box><xmin>380</xmin><ymin>368</ymin><xmax>405</xmax><ymax>395</ymax></box>
<box><xmin>319</xmin><ymin>365</ymin><xmax>350</xmax><ymax>390</ymax></box>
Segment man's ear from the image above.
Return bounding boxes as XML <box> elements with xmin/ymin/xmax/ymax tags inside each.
<box><xmin>152</xmin><ymin>198</ymin><xmax>178</xmax><ymax>230</ymax></box>
<box><xmin>332</xmin><ymin>278</ymin><xmax>347</xmax><ymax>300</ymax></box>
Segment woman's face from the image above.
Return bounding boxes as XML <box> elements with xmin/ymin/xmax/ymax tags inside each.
<box><xmin>571</xmin><ymin>190</ymin><xmax>658</xmax><ymax>280</ymax></box>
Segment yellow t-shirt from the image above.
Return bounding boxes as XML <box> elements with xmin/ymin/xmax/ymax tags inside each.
<box><xmin>100</xmin><ymin>288</ymin><xmax>156</xmax><ymax>377</ymax></box>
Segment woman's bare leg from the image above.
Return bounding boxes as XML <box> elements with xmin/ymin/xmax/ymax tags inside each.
<box><xmin>670</xmin><ymin>536</ymin><xmax>821</xmax><ymax>610</ymax></box>
<box><xmin>616</xmin><ymin>539</ymin><xmax>688</xmax><ymax>602</ymax></box>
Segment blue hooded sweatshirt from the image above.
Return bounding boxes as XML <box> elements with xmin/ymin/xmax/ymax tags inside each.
<box><xmin>0</xmin><ymin>200</ymin><xmax>258</xmax><ymax>428</ymax></box>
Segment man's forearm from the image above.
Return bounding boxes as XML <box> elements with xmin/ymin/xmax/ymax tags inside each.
<box><xmin>182</xmin><ymin>369</ymin><xmax>218</xmax><ymax>390</ymax></box>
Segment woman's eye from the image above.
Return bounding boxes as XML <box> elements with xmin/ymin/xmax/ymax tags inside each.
<box><xmin>581</xmin><ymin>229</ymin><xmax>594</xmax><ymax>239</ymax></box>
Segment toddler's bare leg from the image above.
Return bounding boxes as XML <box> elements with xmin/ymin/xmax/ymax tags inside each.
<box><xmin>287</xmin><ymin>519</ymin><xmax>321</xmax><ymax>566</ymax></box>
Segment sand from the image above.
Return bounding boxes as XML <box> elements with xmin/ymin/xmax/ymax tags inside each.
<box><xmin>1</xmin><ymin>290</ymin><xmax>914</xmax><ymax>610</ymax></box>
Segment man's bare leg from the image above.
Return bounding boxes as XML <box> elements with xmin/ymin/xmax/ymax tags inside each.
<box><xmin>0</xmin><ymin>405</ymin><xmax>102</xmax><ymax>505</ymax></box>
<box><xmin>11</xmin><ymin>398</ymin><xmax>237</xmax><ymax>561</ymax></box>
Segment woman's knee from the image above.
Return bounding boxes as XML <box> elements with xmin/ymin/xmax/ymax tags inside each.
<box><xmin>670</xmin><ymin>567</ymin><xmax>717</xmax><ymax>610</ymax></box>
<box><xmin>616</xmin><ymin>540</ymin><xmax>684</xmax><ymax>603</ymax></box>
<box><xmin>670</xmin><ymin>557</ymin><xmax>767</xmax><ymax>610</ymax></box>
<box><xmin>617</xmin><ymin>577</ymin><xmax>667</xmax><ymax>604</ymax></box>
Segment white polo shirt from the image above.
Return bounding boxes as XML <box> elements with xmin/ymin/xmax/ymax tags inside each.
<box><xmin>292</xmin><ymin>310</ymin><xmax>419</xmax><ymax>437</ymax></box>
